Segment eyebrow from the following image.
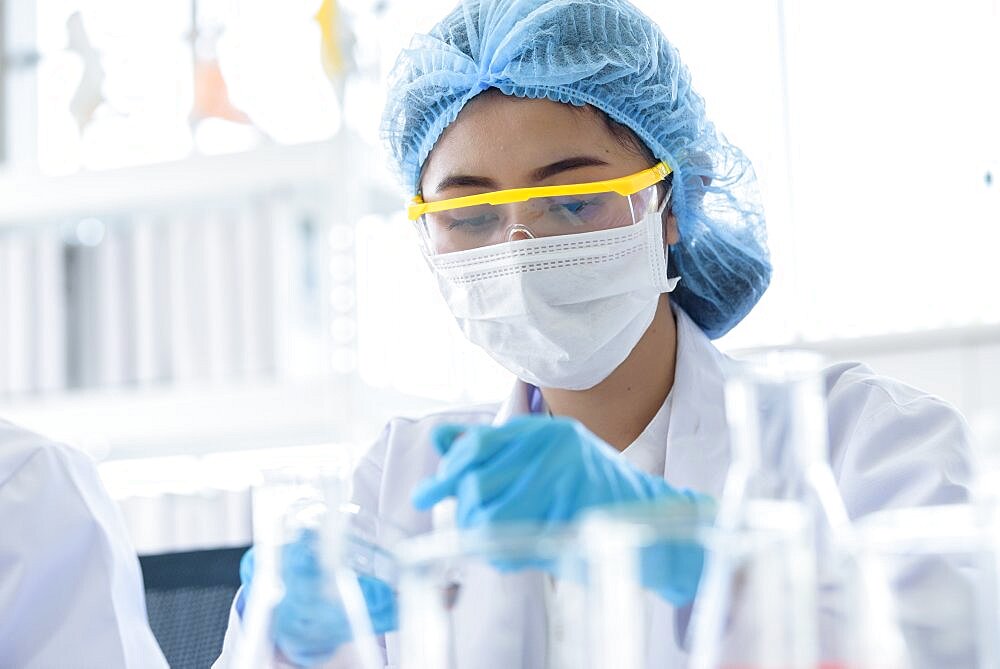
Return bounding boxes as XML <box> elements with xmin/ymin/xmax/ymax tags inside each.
<box><xmin>432</xmin><ymin>155</ymin><xmax>610</xmax><ymax>194</ymax></box>
<box><xmin>531</xmin><ymin>155</ymin><xmax>609</xmax><ymax>182</ymax></box>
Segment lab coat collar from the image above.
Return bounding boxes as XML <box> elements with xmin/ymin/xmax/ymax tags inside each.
<box><xmin>662</xmin><ymin>306</ymin><xmax>732</xmax><ymax>498</ymax></box>
<box><xmin>493</xmin><ymin>378</ymin><xmax>533</xmax><ymax>426</ymax></box>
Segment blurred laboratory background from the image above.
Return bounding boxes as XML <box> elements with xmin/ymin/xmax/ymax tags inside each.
<box><xmin>0</xmin><ymin>0</ymin><xmax>998</xmax><ymax>556</ymax></box>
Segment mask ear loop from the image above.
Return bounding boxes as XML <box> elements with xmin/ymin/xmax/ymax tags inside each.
<box><xmin>641</xmin><ymin>181</ymin><xmax>680</xmax><ymax>292</ymax></box>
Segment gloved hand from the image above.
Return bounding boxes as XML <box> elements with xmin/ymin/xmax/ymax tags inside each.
<box><xmin>238</xmin><ymin>531</ymin><xmax>397</xmax><ymax>667</ymax></box>
<box><xmin>635</xmin><ymin>542</ymin><xmax>705</xmax><ymax>606</ymax></box>
<box><xmin>411</xmin><ymin>415</ymin><xmax>709</xmax><ymax>605</ymax></box>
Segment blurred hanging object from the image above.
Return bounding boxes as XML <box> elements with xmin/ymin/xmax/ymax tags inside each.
<box><xmin>190</xmin><ymin>24</ymin><xmax>251</xmax><ymax>126</ymax></box>
<box><xmin>66</xmin><ymin>12</ymin><xmax>105</xmax><ymax>131</ymax></box>
<box><xmin>314</xmin><ymin>0</ymin><xmax>357</xmax><ymax>104</ymax></box>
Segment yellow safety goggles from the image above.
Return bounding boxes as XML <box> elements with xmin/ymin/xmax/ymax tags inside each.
<box><xmin>408</xmin><ymin>162</ymin><xmax>672</xmax><ymax>254</ymax></box>
<box><xmin>408</xmin><ymin>162</ymin><xmax>670</xmax><ymax>220</ymax></box>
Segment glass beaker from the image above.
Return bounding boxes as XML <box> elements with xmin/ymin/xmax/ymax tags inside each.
<box><xmin>395</xmin><ymin>523</ymin><xmax>587</xmax><ymax>669</ymax></box>
<box><xmin>679</xmin><ymin>500</ymin><xmax>820</xmax><ymax>669</ymax></box>
<box><xmin>848</xmin><ymin>503</ymin><xmax>1000</xmax><ymax>669</ymax></box>
<box><xmin>577</xmin><ymin>497</ymin><xmax>715</xmax><ymax>669</ymax></box>
<box><xmin>234</xmin><ymin>468</ymin><xmax>396</xmax><ymax>669</ymax></box>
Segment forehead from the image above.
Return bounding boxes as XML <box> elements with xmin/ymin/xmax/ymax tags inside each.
<box><xmin>420</xmin><ymin>92</ymin><xmax>642</xmax><ymax>192</ymax></box>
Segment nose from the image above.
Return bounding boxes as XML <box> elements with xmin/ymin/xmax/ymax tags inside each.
<box><xmin>504</xmin><ymin>202</ymin><xmax>545</xmax><ymax>242</ymax></box>
<box><xmin>506</xmin><ymin>223</ymin><xmax>536</xmax><ymax>242</ymax></box>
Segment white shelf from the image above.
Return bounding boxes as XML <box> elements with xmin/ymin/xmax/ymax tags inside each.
<box><xmin>734</xmin><ymin>320</ymin><xmax>1000</xmax><ymax>359</ymax></box>
<box><xmin>0</xmin><ymin>375</ymin><xmax>449</xmax><ymax>461</ymax></box>
<box><xmin>0</xmin><ymin>138</ymin><xmax>352</xmax><ymax>226</ymax></box>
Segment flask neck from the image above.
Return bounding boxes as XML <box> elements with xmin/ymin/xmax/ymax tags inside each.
<box><xmin>728</xmin><ymin>375</ymin><xmax>829</xmax><ymax>475</ymax></box>
<box><xmin>722</xmin><ymin>367</ymin><xmax>851</xmax><ymax>531</ymax></box>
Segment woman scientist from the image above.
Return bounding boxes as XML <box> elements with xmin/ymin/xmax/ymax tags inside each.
<box><xmin>215</xmin><ymin>0</ymin><xmax>973</xmax><ymax>666</ymax></box>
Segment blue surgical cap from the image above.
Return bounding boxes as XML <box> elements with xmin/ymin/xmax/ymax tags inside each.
<box><xmin>381</xmin><ymin>0</ymin><xmax>771</xmax><ymax>338</ymax></box>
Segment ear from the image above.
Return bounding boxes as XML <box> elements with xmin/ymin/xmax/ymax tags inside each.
<box><xmin>662</xmin><ymin>208</ymin><xmax>680</xmax><ymax>245</ymax></box>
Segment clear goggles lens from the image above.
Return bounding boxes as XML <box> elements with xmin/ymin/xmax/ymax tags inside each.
<box><xmin>416</xmin><ymin>182</ymin><xmax>662</xmax><ymax>255</ymax></box>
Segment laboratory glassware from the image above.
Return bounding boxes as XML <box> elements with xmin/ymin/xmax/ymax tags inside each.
<box><xmin>690</xmin><ymin>350</ymin><xmax>856</xmax><ymax>668</ymax></box>
<box><xmin>677</xmin><ymin>500</ymin><xmax>819</xmax><ymax>669</ymax></box>
<box><xmin>848</xmin><ymin>503</ymin><xmax>1000</xmax><ymax>669</ymax></box>
<box><xmin>395</xmin><ymin>523</ymin><xmax>588</xmax><ymax>669</ymax></box>
<box><xmin>234</xmin><ymin>468</ymin><xmax>393</xmax><ymax>669</ymax></box>
<box><xmin>579</xmin><ymin>496</ymin><xmax>817</xmax><ymax>669</ymax></box>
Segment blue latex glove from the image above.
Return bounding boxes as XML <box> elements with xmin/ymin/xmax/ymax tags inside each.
<box><xmin>238</xmin><ymin>531</ymin><xmax>397</xmax><ymax>667</ymax></box>
<box><xmin>637</xmin><ymin>528</ymin><xmax>708</xmax><ymax>606</ymax></box>
<box><xmin>411</xmin><ymin>415</ymin><xmax>709</xmax><ymax>605</ymax></box>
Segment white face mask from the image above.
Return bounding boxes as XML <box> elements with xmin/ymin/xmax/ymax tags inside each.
<box><xmin>426</xmin><ymin>197</ymin><xmax>679</xmax><ymax>390</ymax></box>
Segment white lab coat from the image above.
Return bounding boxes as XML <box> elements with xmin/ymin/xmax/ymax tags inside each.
<box><xmin>216</xmin><ymin>307</ymin><xmax>974</xmax><ymax>668</ymax></box>
<box><xmin>0</xmin><ymin>420</ymin><xmax>168</xmax><ymax>668</ymax></box>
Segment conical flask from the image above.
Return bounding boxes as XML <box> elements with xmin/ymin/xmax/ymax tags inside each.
<box><xmin>233</xmin><ymin>468</ymin><xmax>387</xmax><ymax>669</ymax></box>
<box><xmin>689</xmin><ymin>350</ymin><xmax>855</xmax><ymax>668</ymax></box>
<box><xmin>716</xmin><ymin>350</ymin><xmax>849</xmax><ymax>532</ymax></box>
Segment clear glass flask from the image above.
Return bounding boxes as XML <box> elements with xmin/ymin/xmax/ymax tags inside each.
<box><xmin>682</xmin><ymin>500</ymin><xmax>819</xmax><ymax>669</ymax></box>
<box><xmin>849</xmin><ymin>503</ymin><xmax>1000</xmax><ymax>669</ymax></box>
<box><xmin>234</xmin><ymin>468</ymin><xmax>393</xmax><ymax>669</ymax></box>
<box><xmin>578</xmin><ymin>498</ymin><xmax>712</xmax><ymax>669</ymax></box>
<box><xmin>395</xmin><ymin>523</ymin><xmax>586</xmax><ymax>669</ymax></box>
<box><xmin>689</xmin><ymin>349</ymin><xmax>855</xmax><ymax>668</ymax></box>
<box><xmin>578</xmin><ymin>497</ymin><xmax>816</xmax><ymax>669</ymax></box>
<box><xmin>714</xmin><ymin>350</ymin><xmax>849</xmax><ymax>531</ymax></box>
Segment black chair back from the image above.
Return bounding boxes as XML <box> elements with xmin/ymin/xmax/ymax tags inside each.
<box><xmin>140</xmin><ymin>546</ymin><xmax>248</xmax><ymax>669</ymax></box>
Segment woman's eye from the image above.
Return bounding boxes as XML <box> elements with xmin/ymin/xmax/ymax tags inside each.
<box><xmin>445</xmin><ymin>212</ymin><xmax>498</xmax><ymax>232</ymax></box>
<box><xmin>553</xmin><ymin>198</ymin><xmax>599</xmax><ymax>217</ymax></box>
